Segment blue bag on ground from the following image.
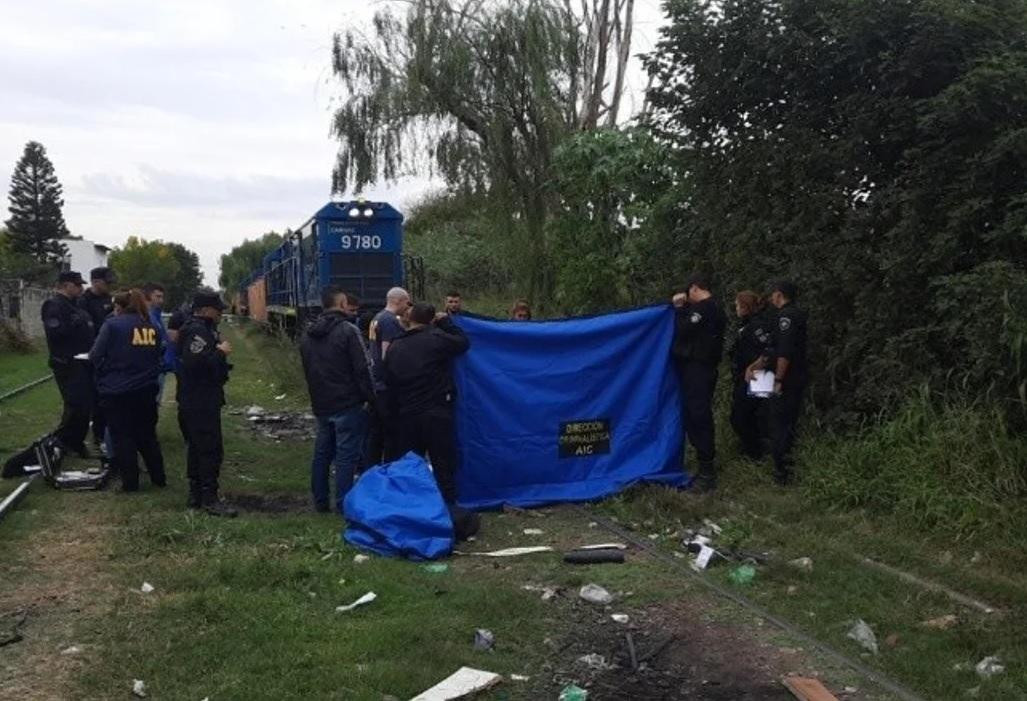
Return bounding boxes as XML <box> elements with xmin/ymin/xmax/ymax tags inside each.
<box><xmin>343</xmin><ymin>452</ymin><xmax>454</xmax><ymax>560</ymax></box>
<box><xmin>452</xmin><ymin>305</ymin><xmax>685</xmax><ymax>510</ymax></box>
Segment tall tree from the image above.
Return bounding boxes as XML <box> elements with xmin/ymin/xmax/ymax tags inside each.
<box><xmin>5</xmin><ymin>141</ymin><xmax>69</xmax><ymax>264</ymax></box>
<box><xmin>164</xmin><ymin>242</ymin><xmax>203</xmax><ymax>307</ymax></box>
<box><xmin>109</xmin><ymin>237</ymin><xmax>181</xmax><ymax>293</ymax></box>
<box><xmin>331</xmin><ymin>0</ymin><xmax>635</xmax><ymax>300</ymax></box>
<box><xmin>218</xmin><ymin>232</ymin><xmax>283</xmax><ymax>293</ymax></box>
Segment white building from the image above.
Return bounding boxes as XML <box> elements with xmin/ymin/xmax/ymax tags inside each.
<box><xmin>60</xmin><ymin>238</ymin><xmax>111</xmax><ymax>277</ymax></box>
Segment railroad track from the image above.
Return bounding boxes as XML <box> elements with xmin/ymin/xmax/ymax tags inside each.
<box><xmin>0</xmin><ymin>374</ymin><xmax>53</xmax><ymax>404</ymax></box>
<box><xmin>577</xmin><ymin>504</ymin><xmax>927</xmax><ymax>701</ymax></box>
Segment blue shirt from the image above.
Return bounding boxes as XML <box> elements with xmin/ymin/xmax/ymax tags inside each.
<box><xmin>89</xmin><ymin>314</ymin><xmax>161</xmax><ymax>396</ymax></box>
<box><xmin>369</xmin><ymin>309</ymin><xmax>404</xmax><ymax>390</ymax></box>
<box><xmin>150</xmin><ymin>306</ymin><xmax>176</xmax><ymax>372</ymax></box>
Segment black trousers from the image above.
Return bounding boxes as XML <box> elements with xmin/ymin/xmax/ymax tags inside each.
<box><xmin>89</xmin><ymin>389</ymin><xmax>107</xmax><ymax>446</ymax></box>
<box><xmin>394</xmin><ymin>406</ymin><xmax>458</xmax><ymax>503</ymax></box>
<box><xmin>730</xmin><ymin>379</ymin><xmax>767</xmax><ymax>460</ymax></box>
<box><xmin>102</xmin><ymin>384</ymin><xmax>165</xmax><ymax>490</ymax></box>
<box><xmin>769</xmin><ymin>380</ymin><xmax>806</xmax><ymax>478</ymax></box>
<box><xmin>676</xmin><ymin>361</ymin><xmax>718</xmax><ymax>464</ymax></box>
<box><xmin>51</xmin><ymin>359</ymin><xmax>92</xmax><ymax>452</ymax></box>
<box><xmin>363</xmin><ymin>391</ymin><xmax>397</xmax><ymax>469</ymax></box>
<box><xmin>178</xmin><ymin>402</ymin><xmax>224</xmax><ymax>502</ymax></box>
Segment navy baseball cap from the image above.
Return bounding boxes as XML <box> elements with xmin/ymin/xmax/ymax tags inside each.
<box><xmin>90</xmin><ymin>266</ymin><xmax>116</xmax><ymax>283</ymax></box>
<box><xmin>58</xmin><ymin>271</ymin><xmax>85</xmax><ymax>285</ymax></box>
<box><xmin>192</xmin><ymin>290</ymin><xmax>227</xmax><ymax>311</ymax></box>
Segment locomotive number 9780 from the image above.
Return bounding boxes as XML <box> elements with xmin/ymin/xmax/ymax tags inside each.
<box><xmin>341</xmin><ymin>234</ymin><xmax>382</xmax><ymax>250</ymax></box>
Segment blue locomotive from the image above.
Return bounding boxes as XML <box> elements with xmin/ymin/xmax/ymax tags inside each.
<box><xmin>238</xmin><ymin>199</ymin><xmax>422</xmax><ymax>331</ymax></box>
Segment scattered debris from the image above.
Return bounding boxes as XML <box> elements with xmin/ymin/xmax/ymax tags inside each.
<box><xmin>884</xmin><ymin>633</ymin><xmax>900</xmax><ymax>648</ymax></box>
<box><xmin>353</xmin><ymin>554</ymin><xmax>371</xmax><ymax>564</ymax></box>
<box><xmin>335</xmin><ymin>591</ymin><xmax>377</xmax><ymax>613</ymax></box>
<box><xmin>920</xmin><ymin>614</ymin><xmax>958</xmax><ymax>630</ymax></box>
<box><xmin>522</xmin><ymin>584</ymin><xmax>562</xmax><ymax>601</ymax></box>
<box><xmin>578</xmin><ymin>653</ymin><xmax>607</xmax><ymax>670</ymax></box>
<box><xmin>564</xmin><ymin>548</ymin><xmax>624</xmax><ymax>565</ymax></box>
<box><xmin>274</xmin><ymin>393</ymin><xmax>287</xmax><ymax>400</ymax></box>
<box><xmin>0</xmin><ymin>609</ymin><xmax>27</xmax><ymax>647</ymax></box>
<box><xmin>132</xmin><ymin>679</ymin><xmax>147</xmax><ymax>698</ymax></box>
<box><xmin>846</xmin><ymin>619</ymin><xmax>878</xmax><ymax>655</ymax></box>
<box><xmin>787</xmin><ymin>585</ymin><xmax>799</xmax><ymax>595</ymax></box>
<box><xmin>728</xmin><ymin>564</ymin><xmax>757</xmax><ymax>585</ymax></box>
<box><xmin>626</xmin><ymin>632</ymin><xmax>639</xmax><ymax>671</ymax></box>
<box><xmin>588</xmin><ymin>522</ymin><xmax>598</xmax><ymax>528</ymax></box>
<box><xmin>473</xmin><ymin>629</ymin><xmax>495</xmax><ymax>651</ymax></box>
<box><xmin>140</xmin><ymin>582</ymin><xmax>155</xmax><ymax>594</ymax></box>
<box><xmin>558</xmin><ymin>683</ymin><xmax>589</xmax><ymax>700</ymax></box>
<box><xmin>782</xmin><ymin>676</ymin><xmax>840</xmax><ymax>701</ymax></box>
<box><xmin>523</xmin><ymin>528</ymin><xmax>544</xmax><ymax>536</ymax></box>
<box><xmin>579</xmin><ymin>583</ymin><xmax>614</xmax><ymax>605</ymax></box>
<box><xmin>610</xmin><ymin>614</ymin><xmax>629</xmax><ymax>624</ymax></box>
<box><xmin>245</xmin><ymin>405</ymin><xmax>266</xmax><ymax>416</ymax></box>
<box><xmin>410</xmin><ymin>666</ymin><xmax>502</xmax><ymax>701</ymax></box>
<box><xmin>510</xmin><ymin>674</ymin><xmax>530</xmax><ymax>681</ymax></box>
<box><xmin>788</xmin><ymin>557</ymin><xmax>814</xmax><ymax>572</ymax></box>
<box><xmin>422</xmin><ymin>563</ymin><xmax>449</xmax><ymax>574</ymax></box>
<box><xmin>60</xmin><ymin>645</ymin><xmax>82</xmax><ymax>655</ymax></box>
<box><xmin>975</xmin><ymin>656</ymin><xmax>1005</xmax><ymax>678</ymax></box>
<box><xmin>456</xmin><ymin>546</ymin><xmax>554</xmax><ymax>557</ymax></box>
<box><xmin>703</xmin><ymin>518</ymin><xmax>723</xmax><ymax>535</ymax></box>
<box><xmin>691</xmin><ymin>545</ymin><xmax>717</xmax><ymax>571</ymax></box>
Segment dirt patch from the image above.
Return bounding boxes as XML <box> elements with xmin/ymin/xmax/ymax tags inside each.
<box><xmin>225</xmin><ymin>491</ymin><xmax>313</xmax><ymax>514</ymax></box>
<box><xmin>532</xmin><ymin>597</ymin><xmax>859</xmax><ymax>701</ymax></box>
<box><xmin>230</xmin><ymin>406</ymin><xmax>317</xmax><ymax>442</ymax></box>
<box><xmin>0</xmin><ymin>502</ymin><xmax>119</xmax><ymax>700</ymax></box>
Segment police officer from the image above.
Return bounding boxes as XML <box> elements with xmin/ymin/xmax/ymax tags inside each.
<box><xmin>89</xmin><ymin>289</ymin><xmax>166</xmax><ymax>491</ymax></box>
<box><xmin>671</xmin><ymin>274</ymin><xmax>727</xmax><ymax>491</ymax></box>
<box><xmin>41</xmin><ymin>271</ymin><xmax>95</xmax><ymax>457</ymax></box>
<box><xmin>177</xmin><ymin>290</ymin><xmax>236</xmax><ymax>516</ymax></box>
<box><xmin>729</xmin><ymin>291</ymin><xmax>772</xmax><ymax>461</ymax></box>
<box><xmin>79</xmin><ymin>267</ymin><xmax>116</xmax><ymax>446</ymax></box>
<box><xmin>383</xmin><ymin>303</ymin><xmax>470</xmax><ymax>503</ymax></box>
<box><xmin>761</xmin><ymin>280</ymin><xmax>809</xmax><ymax>485</ymax></box>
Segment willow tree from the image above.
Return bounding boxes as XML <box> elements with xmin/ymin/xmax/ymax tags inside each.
<box><xmin>331</xmin><ymin>0</ymin><xmax>634</xmax><ymax>299</ymax></box>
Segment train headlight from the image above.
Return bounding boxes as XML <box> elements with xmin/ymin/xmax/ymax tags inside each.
<box><xmin>362</xmin><ymin>208</ymin><xmax>374</xmax><ymax>218</ymax></box>
<box><xmin>348</xmin><ymin>207</ymin><xmax>361</xmax><ymax>218</ymax></box>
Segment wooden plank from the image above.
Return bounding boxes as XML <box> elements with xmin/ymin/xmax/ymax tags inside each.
<box><xmin>783</xmin><ymin>676</ymin><xmax>840</xmax><ymax>701</ymax></box>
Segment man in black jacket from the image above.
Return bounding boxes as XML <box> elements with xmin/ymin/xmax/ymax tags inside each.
<box><xmin>41</xmin><ymin>271</ymin><xmax>95</xmax><ymax>456</ymax></box>
<box><xmin>384</xmin><ymin>302</ymin><xmax>470</xmax><ymax>503</ymax></box>
<box><xmin>300</xmin><ymin>286</ymin><xmax>375</xmax><ymax>513</ymax></box>
<box><xmin>79</xmin><ymin>266</ymin><xmax>116</xmax><ymax>449</ymax></box>
<box><xmin>671</xmin><ymin>274</ymin><xmax>727</xmax><ymax>492</ymax></box>
<box><xmin>177</xmin><ymin>289</ymin><xmax>235</xmax><ymax>516</ymax></box>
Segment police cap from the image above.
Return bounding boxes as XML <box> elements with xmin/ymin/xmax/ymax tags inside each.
<box><xmin>90</xmin><ymin>266</ymin><xmax>116</xmax><ymax>283</ymax></box>
<box><xmin>58</xmin><ymin>271</ymin><xmax>86</xmax><ymax>285</ymax></box>
<box><xmin>192</xmin><ymin>289</ymin><xmax>227</xmax><ymax>311</ymax></box>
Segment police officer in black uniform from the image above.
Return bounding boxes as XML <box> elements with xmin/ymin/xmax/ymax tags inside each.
<box><xmin>41</xmin><ymin>271</ymin><xmax>95</xmax><ymax>457</ymax></box>
<box><xmin>762</xmin><ymin>280</ymin><xmax>808</xmax><ymax>485</ymax></box>
<box><xmin>78</xmin><ymin>266</ymin><xmax>116</xmax><ymax>448</ymax></box>
<box><xmin>176</xmin><ymin>290</ymin><xmax>237</xmax><ymax>516</ymax></box>
<box><xmin>729</xmin><ymin>291</ymin><xmax>773</xmax><ymax>461</ymax></box>
<box><xmin>671</xmin><ymin>274</ymin><xmax>727</xmax><ymax>491</ymax></box>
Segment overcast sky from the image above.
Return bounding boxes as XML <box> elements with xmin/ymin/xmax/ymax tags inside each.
<box><xmin>0</xmin><ymin>0</ymin><xmax>664</xmax><ymax>285</ymax></box>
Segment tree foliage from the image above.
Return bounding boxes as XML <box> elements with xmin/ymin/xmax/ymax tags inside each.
<box><xmin>331</xmin><ymin>0</ymin><xmax>635</xmax><ymax>300</ymax></box>
<box><xmin>218</xmin><ymin>232</ymin><xmax>284</xmax><ymax>293</ymax></box>
<box><xmin>5</xmin><ymin>141</ymin><xmax>69</xmax><ymax>266</ymax></box>
<box><xmin>640</xmin><ymin>0</ymin><xmax>1027</xmax><ymax>420</ymax></box>
<box><xmin>107</xmin><ymin>237</ymin><xmax>201</xmax><ymax>307</ymax></box>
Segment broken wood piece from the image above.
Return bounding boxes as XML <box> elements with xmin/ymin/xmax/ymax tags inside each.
<box><xmin>454</xmin><ymin>546</ymin><xmax>554</xmax><ymax>557</ymax></box>
<box><xmin>783</xmin><ymin>676</ymin><xmax>840</xmax><ymax>701</ymax></box>
<box><xmin>577</xmin><ymin>542</ymin><xmax>627</xmax><ymax>550</ymax></box>
<box><xmin>409</xmin><ymin>666</ymin><xmax>502</xmax><ymax>701</ymax></box>
<box><xmin>626</xmin><ymin>632</ymin><xmax>638</xmax><ymax>671</ymax></box>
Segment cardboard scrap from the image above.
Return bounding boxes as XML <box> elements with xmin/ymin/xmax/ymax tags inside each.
<box><xmin>410</xmin><ymin>666</ymin><xmax>502</xmax><ymax>701</ymax></box>
<box><xmin>783</xmin><ymin>676</ymin><xmax>839</xmax><ymax>701</ymax></box>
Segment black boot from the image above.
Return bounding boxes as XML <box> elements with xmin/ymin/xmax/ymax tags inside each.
<box><xmin>692</xmin><ymin>459</ymin><xmax>718</xmax><ymax>493</ymax></box>
<box><xmin>202</xmin><ymin>491</ymin><xmax>238</xmax><ymax>518</ymax></box>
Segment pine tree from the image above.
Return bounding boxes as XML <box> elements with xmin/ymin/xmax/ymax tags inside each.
<box><xmin>5</xmin><ymin>141</ymin><xmax>69</xmax><ymax>263</ymax></box>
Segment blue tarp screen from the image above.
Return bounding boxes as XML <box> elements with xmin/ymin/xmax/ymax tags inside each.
<box><xmin>453</xmin><ymin>305</ymin><xmax>686</xmax><ymax>510</ymax></box>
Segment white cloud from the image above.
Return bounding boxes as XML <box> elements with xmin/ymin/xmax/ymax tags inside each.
<box><xmin>0</xmin><ymin>0</ymin><xmax>664</xmax><ymax>285</ymax></box>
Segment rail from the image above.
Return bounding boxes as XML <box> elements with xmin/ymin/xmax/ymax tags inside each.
<box><xmin>0</xmin><ymin>374</ymin><xmax>53</xmax><ymax>404</ymax></box>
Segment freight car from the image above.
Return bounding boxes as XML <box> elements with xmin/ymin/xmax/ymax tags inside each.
<box><xmin>239</xmin><ymin>199</ymin><xmax>422</xmax><ymax>333</ymax></box>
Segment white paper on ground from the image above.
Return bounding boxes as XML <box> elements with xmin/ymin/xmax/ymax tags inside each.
<box><xmin>409</xmin><ymin>666</ymin><xmax>502</xmax><ymax>701</ymax></box>
<box><xmin>748</xmin><ymin>369</ymin><xmax>775</xmax><ymax>397</ymax></box>
<box><xmin>454</xmin><ymin>546</ymin><xmax>554</xmax><ymax>557</ymax></box>
<box><xmin>335</xmin><ymin>591</ymin><xmax>377</xmax><ymax>613</ymax></box>
<box><xmin>692</xmin><ymin>545</ymin><xmax>715</xmax><ymax>571</ymax></box>
<box><xmin>576</xmin><ymin>542</ymin><xmax>628</xmax><ymax>551</ymax></box>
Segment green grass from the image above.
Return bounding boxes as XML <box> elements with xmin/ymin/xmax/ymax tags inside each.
<box><xmin>0</xmin><ymin>345</ymin><xmax>49</xmax><ymax>395</ymax></box>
